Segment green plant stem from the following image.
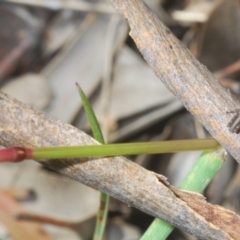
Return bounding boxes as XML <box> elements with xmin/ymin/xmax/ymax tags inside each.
<box><xmin>31</xmin><ymin>138</ymin><xmax>220</xmax><ymax>160</ymax></box>
<box><xmin>76</xmin><ymin>83</ymin><xmax>109</xmax><ymax>240</ymax></box>
<box><xmin>140</xmin><ymin>148</ymin><xmax>226</xmax><ymax>240</ymax></box>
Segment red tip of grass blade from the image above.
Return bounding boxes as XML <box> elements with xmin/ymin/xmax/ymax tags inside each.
<box><xmin>0</xmin><ymin>147</ymin><xmax>32</xmax><ymax>162</ymax></box>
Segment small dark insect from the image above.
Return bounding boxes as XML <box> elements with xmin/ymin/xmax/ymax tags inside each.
<box><xmin>227</xmin><ymin>110</ymin><xmax>240</xmax><ymax>133</ymax></box>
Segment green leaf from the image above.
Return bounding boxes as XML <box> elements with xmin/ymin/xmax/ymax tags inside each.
<box><xmin>76</xmin><ymin>83</ymin><xmax>110</xmax><ymax>240</ymax></box>
<box><xmin>141</xmin><ymin>148</ymin><xmax>225</xmax><ymax>239</ymax></box>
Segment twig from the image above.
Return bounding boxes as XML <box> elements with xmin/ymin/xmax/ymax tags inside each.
<box><xmin>0</xmin><ymin>0</ymin><xmax>240</xmax><ymax>238</ymax></box>
<box><xmin>109</xmin><ymin>0</ymin><xmax>240</xmax><ymax>164</ymax></box>
<box><xmin>15</xmin><ymin>212</ymin><xmax>76</xmax><ymax>229</ymax></box>
<box><xmin>0</xmin><ymin>92</ymin><xmax>235</xmax><ymax>239</ymax></box>
<box><xmin>15</xmin><ymin>212</ymin><xmax>95</xmax><ymax>238</ymax></box>
<box><xmin>4</xmin><ymin>0</ymin><xmax>114</xmax><ymax>14</ymax></box>
<box><xmin>215</xmin><ymin>59</ymin><xmax>240</xmax><ymax>79</ymax></box>
<box><xmin>0</xmin><ymin>38</ymin><xmax>34</xmax><ymax>81</ymax></box>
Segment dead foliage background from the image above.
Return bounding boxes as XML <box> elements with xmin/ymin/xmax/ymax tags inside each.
<box><xmin>0</xmin><ymin>0</ymin><xmax>240</xmax><ymax>239</ymax></box>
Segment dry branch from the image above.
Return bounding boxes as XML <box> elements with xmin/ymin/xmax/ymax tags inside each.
<box><xmin>109</xmin><ymin>0</ymin><xmax>240</xmax><ymax>163</ymax></box>
<box><xmin>159</xmin><ymin>175</ymin><xmax>240</xmax><ymax>240</ymax></box>
<box><xmin>0</xmin><ymin>92</ymin><xmax>236</xmax><ymax>239</ymax></box>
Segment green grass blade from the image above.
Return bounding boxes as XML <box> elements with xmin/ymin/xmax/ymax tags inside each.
<box><xmin>140</xmin><ymin>148</ymin><xmax>226</xmax><ymax>240</ymax></box>
<box><xmin>76</xmin><ymin>83</ymin><xmax>109</xmax><ymax>240</ymax></box>
<box><xmin>76</xmin><ymin>83</ymin><xmax>104</xmax><ymax>143</ymax></box>
<box><xmin>32</xmin><ymin>139</ymin><xmax>220</xmax><ymax>160</ymax></box>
